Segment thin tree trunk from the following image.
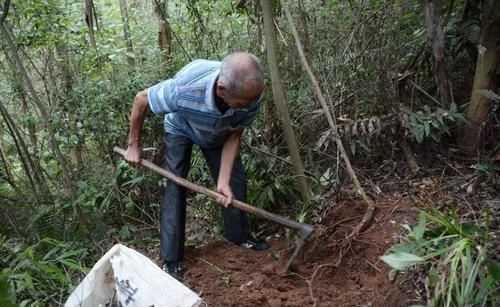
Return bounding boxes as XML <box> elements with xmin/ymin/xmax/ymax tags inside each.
<box><xmin>260</xmin><ymin>0</ymin><xmax>311</xmax><ymax>203</ymax></box>
<box><xmin>0</xmin><ymin>135</ymin><xmax>15</xmax><ymax>186</ymax></box>
<box><xmin>298</xmin><ymin>0</ymin><xmax>310</xmax><ymax>51</ymax></box>
<box><xmin>396</xmin><ymin>80</ymin><xmax>420</xmax><ymax>174</ymax></box>
<box><xmin>420</xmin><ymin>0</ymin><xmax>451</xmax><ymax>108</ymax></box>
<box><xmin>0</xmin><ymin>23</ymin><xmax>75</xmax><ymax>199</ymax></box>
<box><xmin>280</xmin><ymin>0</ymin><xmax>374</xmax><ymax>235</ymax></box>
<box><xmin>460</xmin><ymin>0</ymin><xmax>500</xmax><ymax>152</ymax></box>
<box><xmin>85</xmin><ymin>0</ymin><xmax>97</xmax><ymax>49</ymax></box>
<box><xmin>119</xmin><ymin>0</ymin><xmax>135</xmax><ymax>66</ymax></box>
<box><xmin>0</xmin><ymin>103</ymin><xmax>40</xmax><ymax>209</ymax></box>
<box><xmin>154</xmin><ymin>0</ymin><xmax>172</xmax><ymax>59</ymax></box>
<box><xmin>2</xmin><ymin>48</ymin><xmax>40</xmax><ymax>159</ymax></box>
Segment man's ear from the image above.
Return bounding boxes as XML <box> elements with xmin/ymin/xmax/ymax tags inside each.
<box><xmin>216</xmin><ymin>82</ymin><xmax>225</xmax><ymax>96</ymax></box>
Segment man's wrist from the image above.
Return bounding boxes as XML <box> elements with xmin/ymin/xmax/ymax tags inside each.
<box><xmin>127</xmin><ymin>142</ymin><xmax>141</xmax><ymax>147</ymax></box>
<box><xmin>217</xmin><ymin>178</ymin><xmax>230</xmax><ymax>187</ymax></box>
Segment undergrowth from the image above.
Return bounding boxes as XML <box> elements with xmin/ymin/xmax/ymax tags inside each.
<box><xmin>382</xmin><ymin>207</ymin><xmax>500</xmax><ymax>307</ymax></box>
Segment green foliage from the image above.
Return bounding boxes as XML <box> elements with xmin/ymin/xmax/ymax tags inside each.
<box><xmin>402</xmin><ymin>103</ymin><xmax>466</xmax><ymax>143</ymax></box>
<box><xmin>477</xmin><ymin>90</ymin><xmax>500</xmax><ymax>103</ymax></box>
<box><xmin>0</xmin><ymin>236</ymin><xmax>86</xmax><ymax>306</ymax></box>
<box><xmin>381</xmin><ymin>209</ymin><xmax>499</xmax><ymax>306</ymax></box>
<box><xmin>471</xmin><ymin>163</ymin><xmax>500</xmax><ymax>184</ymax></box>
<box><xmin>0</xmin><ymin>0</ymin><xmax>496</xmax><ymax>302</ymax></box>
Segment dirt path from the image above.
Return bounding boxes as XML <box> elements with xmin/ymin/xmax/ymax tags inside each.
<box><xmin>180</xmin><ymin>197</ymin><xmax>420</xmax><ymax>306</ymax></box>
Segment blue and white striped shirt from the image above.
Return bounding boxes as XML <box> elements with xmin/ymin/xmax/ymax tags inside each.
<box><xmin>147</xmin><ymin>60</ymin><xmax>262</xmax><ymax>148</ymax></box>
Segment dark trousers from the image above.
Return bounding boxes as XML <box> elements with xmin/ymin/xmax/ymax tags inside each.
<box><xmin>160</xmin><ymin>133</ymin><xmax>249</xmax><ymax>263</ymax></box>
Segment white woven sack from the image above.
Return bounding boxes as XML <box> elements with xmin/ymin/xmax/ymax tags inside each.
<box><xmin>65</xmin><ymin>244</ymin><xmax>202</xmax><ymax>307</ymax></box>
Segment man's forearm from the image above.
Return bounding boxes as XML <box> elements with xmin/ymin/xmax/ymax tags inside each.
<box><xmin>128</xmin><ymin>91</ymin><xmax>149</xmax><ymax>147</ymax></box>
<box><xmin>218</xmin><ymin>129</ymin><xmax>243</xmax><ymax>185</ymax></box>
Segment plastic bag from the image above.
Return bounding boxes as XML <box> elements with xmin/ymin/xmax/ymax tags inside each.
<box><xmin>65</xmin><ymin>244</ymin><xmax>201</xmax><ymax>307</ymax></box>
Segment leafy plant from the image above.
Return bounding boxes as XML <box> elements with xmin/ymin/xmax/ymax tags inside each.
<box><xmin>0</xmin><ymin>236</ymin><xmax>87</xmax><ymax>306</ymax></box>
<box><xmin>402</xmin><ymin>102</ymin><xmax>466</xmax><ymax>143</ymax></box>
<box><xmin>381</xmin><ymin>208</ymin><xmax>499</xmax><ymax>306</ymax></box>
<box><xmin>471</xmin><ymin>163</ymin><xmax>500</xmax><ymax>184</ymax></box>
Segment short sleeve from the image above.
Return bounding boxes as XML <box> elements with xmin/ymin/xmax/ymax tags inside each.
<box><xmin>147</xmin><ymin>79</ymin><xmax>178</xmax><ymax>115</ymax></box>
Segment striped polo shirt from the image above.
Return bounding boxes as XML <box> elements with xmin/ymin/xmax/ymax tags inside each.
<box><xmin>147</xmin><ymin>60</ymin><xmax>262</xmax><ymax>148</ymax></box>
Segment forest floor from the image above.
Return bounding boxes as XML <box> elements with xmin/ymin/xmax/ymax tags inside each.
<box><xmin>131</xmin><ymin>151</ymin><xmax>498</xmax><ymax>306</ymax></box>
<box><xmin>180</xmin><ymin>197</ymin><xmax>422</xmax><ymax>306</ymax></box>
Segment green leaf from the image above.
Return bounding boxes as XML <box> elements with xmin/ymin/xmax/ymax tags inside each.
<box><xmin>423</xmin><ymin>121</ymin><xmax>430</xmax><ymax>137</ymax></box>
<box><xmin>58</xmin><ymin>258</ymin><xmax>84</xmax><ymax>271</ymax></box>
<box><xmin>413</xmin><ymin>127</ymin><xmax>424</xmax><ymax>143</ymax></box>
<box><xmin>380</xmin><ymin>252</ymin><xmax>424</xmax><ymax>270</ymax></box>
<box><xmin>487</xmin><ymin>260</ymin><xmax>500</xmax><ymax>281</ymax></box>
<box><xmin>267</xmin><ymin>188</ymin><xmax>275</xmax><ymax>204</ymax></box>
<box><xmin>0</xmin><ymin>273</ymin><xmax>17</xmax><ymax>306</ymax></box>
<box><xmin>56</xmin><ymin>249</ymin><xmax>86</xmax><ymax>261</ymax></box>
<box><xmin>320</xmin><ymin>168</ymin><xmax>332</xmax><ymax>186</ymax></box>
<box><xmin>390</xmin><ymin>243</ymin><xmax>416</xmax><ymax>254</ymax></box>
<box><xmin>428</xmin><ymin>266</ymin><xmax>439</xmax><ymax>286</ymax></box>
<box><xmin>449</xmin><ymin>102</ymin><xmax>457</xmax><ymax>113</ymax></box>
<box><xmin>410</xmin><ymin>212</ymin><xmax>426</xmax><ymax>243</ymax></box>
<box><xmin>477</xmin><ymin>90</ymin><xmax>500</xmax><ymax>102</ymax></box>
<box><xmin>123</xmin><ymin>176</ymin><xmax>144</xmax><ymax>188</ymax></box>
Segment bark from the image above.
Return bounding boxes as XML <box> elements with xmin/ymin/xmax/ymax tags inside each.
<box><xmin>119</xmin><ymin>0</ymin><xmax>135</xmax><ymax>66</ymax></box>
<box><xmin>298</xmin><ymin>0</ymin><xmax>310</xmax><ymax>51</ymax></box>
<box><xmin>154</xmin><ymin>0</ymin><xmax>172</xmax><ymax>59</ymax></box>
<box><xmin>260</xmin><ymin>0</ymin><xmax>311</xmax><ymax>203</ymax></box>
<box><xmin>152</xmin><ymin>0</ymin><xmax>191</xmax><ymax>61</ymax></box>
<box><xmin>85</xmin><ymin>0</ymin><xmax>97</xmax><ymax>49</ymax></box>
<box><xmin>420</xmin><ymin>0</ymin><xmax>452</xmax><ymax>108</ymax></box>
<box><xmin>0</xmin><ymin>135</ymin><xmax>14</xmax><ymax>186</ymax></box>
<box><xmin>460</xmin><ymin>0</ymin><xmax>500</xmax><ymax>151</ymax></box>
<box><xmin>279</xmin><ymin>0</ymin><xmax>374</xmax><ymax>235</ymax></box>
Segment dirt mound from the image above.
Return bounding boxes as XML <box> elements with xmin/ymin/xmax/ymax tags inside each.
<box><xmin>182</xmin><ymin>197</ymin><xmax>419</xmax><ymax>306</ymax></box>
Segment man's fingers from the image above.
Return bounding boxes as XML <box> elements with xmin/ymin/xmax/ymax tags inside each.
<box><xmin>225</xmin><ymin>195</ymin><xmax>233</xmax><ymax>208</ymax></box>
<box><xmin>216</xmin><ymin>193</ymin><xmax>232</xmax><ymax>207</ymax></box>
<box><xmin>217</xmin><ymin>195</ymin><xmax>225</xmax><ymax>205</ymax></box>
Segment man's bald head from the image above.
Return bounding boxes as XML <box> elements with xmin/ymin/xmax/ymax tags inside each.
<box><xmin>218</xmin><ymin>52</ymin><xmax>264</xmax><ymax>102</ymax></box>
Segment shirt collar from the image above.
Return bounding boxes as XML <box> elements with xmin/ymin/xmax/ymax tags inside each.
<box><xmin>206</xmin><ymin>68</ymin><xmax>221</xmax><ymax>113</ymax></box>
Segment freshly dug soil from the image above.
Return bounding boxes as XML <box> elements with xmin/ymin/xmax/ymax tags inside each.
<box><xmin>181</xmin><ymin>197</ymin><xmax>420</xmax><ymax>306</ymax></box>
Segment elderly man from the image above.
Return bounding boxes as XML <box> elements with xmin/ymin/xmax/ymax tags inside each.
<box><xmin>124</xmin><ymin>52</ymin><xmax>268</xmax><ymax>279</ymax></box>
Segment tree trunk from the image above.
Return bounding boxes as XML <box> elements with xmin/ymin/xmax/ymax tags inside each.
<box><xmin>260</xmin><ymin>0</ymin><xmax>311</xmax><ymax>203</ymax></box>
<box><xmin>396</xmin><ymin>80</ymin><xmax>420</xmax><ymax>174</ymax></box>
<box><xmin>420</xmin><ymin>0</ymin><xmax>451</xmax><ymax>108</ymax></box>
<box><xmin>460</xmin><ymin>0</ymin><xmax>500</xmax><ymax>151</ymax></box>
<box><xmin>85</xmin><ymin>0</ymin><xmax>97</xmax><ymax>49</ymax></box>
<box><xmin>0</xmin><ymin>134</ymin><xmax>15</xmax><ymax>186</ymax></box>
<box><xmin>119</xmin><ymin>0</ymin><xmax>135</xmax><ymax>66</ymax></box>
<box><xmin>154</xmin><ymin>0</ymin><xmax>172</xmax><ymax>59</ymax></box>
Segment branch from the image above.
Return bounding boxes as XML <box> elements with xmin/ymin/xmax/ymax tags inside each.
<box><xmin>279</xmin><ymin>0</ymin><xmax>375</xmax><ymax>235</ymax></box>
<box><xmin>0</xmin><ymin>0</ymin><xmax>11</xmax><ymax>24</ymax></box>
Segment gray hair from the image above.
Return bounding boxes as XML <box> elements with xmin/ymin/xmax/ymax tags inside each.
<box><xmin>218</xmin><ymin>52</ymin><xmax>264</xmax><ymax>97</ymax></box>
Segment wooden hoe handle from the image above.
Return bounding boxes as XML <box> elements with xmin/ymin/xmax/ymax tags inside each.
<box><xmin>113</xmin><ymin>146</ymin><xmax>313</xmax><ymax>240</ymax></box>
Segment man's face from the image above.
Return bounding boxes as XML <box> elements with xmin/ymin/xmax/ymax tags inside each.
<box><xmin>217</xmin><ymin>82</ymin><xmax>263</xmax><ymax>110</ymax></box>
<box><xmin>221</xmin><ymin>90</ymin><xmax>254</xmax><ymax>109</ymax></box>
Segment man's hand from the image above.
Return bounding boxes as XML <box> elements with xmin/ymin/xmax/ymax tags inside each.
<box><xmin>124</xmin><ymin>145</ymin><xmax>143</xmax><ymax>169</ymax></box>
<box><xmin>216</xmin><ymin>181</ymin><xmax>234</xmax><ymax>208</ymax></box>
